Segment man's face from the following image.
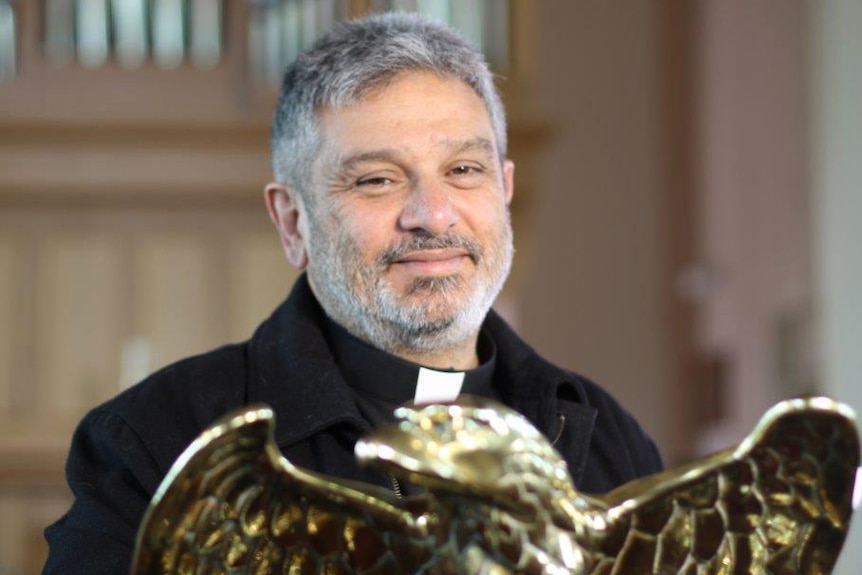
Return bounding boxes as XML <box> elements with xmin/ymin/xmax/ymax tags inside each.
<box><xmin>300</xmin><ymin>71</ymin><xmax>514</xmax><ymax>358</ymax></box>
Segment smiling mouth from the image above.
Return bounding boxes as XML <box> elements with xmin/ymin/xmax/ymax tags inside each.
<box><xmin>392</xmin><ymin>249</ymin><xmax>472</xmax><ymax>276</ymax></box>
<box><xmin>396</xmin><ymin>248</ymin><xmax>471</xmax><ymax>264</ymax></box>
<box><xmin>380</xmin><ymin>235</ymin><xmax>482</xmax><ymax>276</ymax></box>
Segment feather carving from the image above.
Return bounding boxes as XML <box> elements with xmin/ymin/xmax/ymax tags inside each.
<box><xmin>132</xmin><ymin>396</ymin><xmax>859</xmax><ymax>575</ymax></box>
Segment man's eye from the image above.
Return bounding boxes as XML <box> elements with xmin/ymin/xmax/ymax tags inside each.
<box><xmin>450</xmin><ymin>164</ymin><xmax>482</xmax><ymax>176</ymax></box>
<box><xmin>356</xmin><ymin>176</ymin><xmax>392</xmax><ymax>187</ymax></box>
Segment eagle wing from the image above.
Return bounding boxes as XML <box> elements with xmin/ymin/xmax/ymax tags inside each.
<box><xmin>131</xmin><ymin>406</ymin><xmax>435</xmax><ymax>575</ymax></box>
<box><xmin>132</xmin><ymin>398</ymin><xmax>859</xmax><ymax>575</ymax></box>
<box><xmin>578</xmin><ymin>397</ymin><xmax>860</xmax><ymax>575</ymax></box>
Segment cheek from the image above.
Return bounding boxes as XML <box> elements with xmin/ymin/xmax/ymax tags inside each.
<box><xmin>327</xmin><ymin>210</ymin><xmax>388</xmax><ymax>263</ymax></box>
<box><xmin>352</xmin><ymin>229</ymin><xmax>391</xmax><ymax>264</ymax></box>
<box><xmin>462</xmin><ymin>197</ymin><xmax>510</xmax><ymax>237</ymax></box>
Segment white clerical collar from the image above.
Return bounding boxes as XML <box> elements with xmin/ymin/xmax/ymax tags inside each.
<box><xmin>414</xmin><ymin>367</ymin><xmax>465</xmax><ymax>404</ymax></box>
<box><xmin>321</xmin><ymin>314</ymin><xmax>497</xmax><ymax>405</ymax></box>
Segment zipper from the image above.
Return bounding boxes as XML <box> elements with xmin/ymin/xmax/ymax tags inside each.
<box><xmin>550</xmin><ymin>413</ymin><xmax>566</xmax><ymax>445</ymax></box>
<box><xmin>389</xmin><ymin>474</ymin><xmax>404</xmax><ymax>498</ymax></box>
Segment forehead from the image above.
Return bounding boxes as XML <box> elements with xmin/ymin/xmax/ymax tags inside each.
<box><xmin>316</xmin><ymin>71</ymin><xmax>498</xmax><ymax>153</ymax></box>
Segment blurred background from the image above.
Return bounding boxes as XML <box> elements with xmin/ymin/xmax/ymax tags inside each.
<box><xmin>0</xmin><ymin>0</ymin><xmax>859</xmax><ymax>573</ymax></box>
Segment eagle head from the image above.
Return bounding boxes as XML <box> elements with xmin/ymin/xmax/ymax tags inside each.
<box><xmin>355</xmin><ymin>398</ymin><xmax>571</xmax><ymax>497</ymax></box>
<box><xmin>354</xmin><ymin>397</ymin><xmax>586</xmax><ymax>575</ymax></box>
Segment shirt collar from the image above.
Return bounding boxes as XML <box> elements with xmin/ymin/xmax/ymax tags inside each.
<box><xmin>247</xmin><ymin>274</ymin><xmax>594</xmax><ymax>469</ymax></box>
<box><xmin>322</xmin><ymin>314</ymin><xmax>498</xmax><ymax>405</ymax></box>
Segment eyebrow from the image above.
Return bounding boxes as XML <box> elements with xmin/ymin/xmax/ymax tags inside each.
<box><xmin>447</xmin><ymin>136</ymin><xmax>496</xmax><ymax>157</ymax></box>
<box><xmin>335</xmin><ymin>137</ymin><xmax>497</xmax><ymax>173</ymax></box>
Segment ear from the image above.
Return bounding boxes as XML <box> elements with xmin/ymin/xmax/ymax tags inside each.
<box><xmin>264</xmin><ymin>182</ymin><xmax>308</xmax><ymax>269</ymax></box>
<box><xmin>502</xmin><ymin>159</ymin><xmax>515</xmax><ymax>206</ymax></box>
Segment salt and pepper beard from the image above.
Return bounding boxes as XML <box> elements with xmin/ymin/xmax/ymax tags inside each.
<box><xmin>303</xmin><ymin>206</ymin><xmax>514</xmax><ymax>357</ymax></box>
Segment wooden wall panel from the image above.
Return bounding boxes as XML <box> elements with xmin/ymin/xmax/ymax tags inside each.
<box><xmin>227</xmin><ymin>232</ymin><xmax>299</xmax><ymax>341</ymax></box>
<box><xmin>33</xmin><ymin>234</ymin><xmax>125</xmax><ymax>424</ymax></box>
<box><xmin>0</xmin><ymin>489</ymin><xmax>71</xmax><ymax>575</ymax></box>
<box><xmin>133</xmin><ymin>235</ymin><xmax>224</xmax><ymax>374</ymax></box>
<box><xmin>0</xmin><ymin>238</ymin><xmax>16</xmax><ymax>417</ymax></box>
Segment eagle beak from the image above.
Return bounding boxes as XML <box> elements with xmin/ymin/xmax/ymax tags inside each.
<box><xmin>355</xmin><ymin>422</ymin><xmax>506</xmax><ymax>491</ymax></box>
<box><xmin>355</xmin><ymin>423</ymin><xmax>449</xmax><ymax>478</ymax></box>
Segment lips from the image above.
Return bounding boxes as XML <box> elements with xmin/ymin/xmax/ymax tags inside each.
<box><xmin>393</xmin><ymin>249</ymin><xmax>471</xmax><ymax>275</ymax></box>
<box><xmin>396</xmin><ymin>248</ymin><xmax>470</xmax><ymax>263</ymax></box>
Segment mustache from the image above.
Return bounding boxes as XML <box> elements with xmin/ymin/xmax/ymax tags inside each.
<box><xmin>379</xmin><ymin>234</ymin><xmax>483</xmax><ymax>266</ymax></box>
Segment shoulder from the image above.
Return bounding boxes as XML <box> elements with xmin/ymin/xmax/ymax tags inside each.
<box><xmin>86</xmin><ymin>341</ymin><xmax>251</xmax><ymax>474</ymax></box>
<box><xmin>566</xmin><ymin>372</ymin><xmax>664</xmax><ymax>491</ymax></box>
<box><xmin>482</xmin><ymin>311</ymin><xmax>662</xmax><ymax>490</ymax></box>
<box><xmin>44</xmin><ymin>343</ymin><xmax>252</xmax><ymax>572</ymax></box>
<box><xmin>574</xmin><ymin>374</ymin><xmax>651</xmax><ymax>440</ymax></box>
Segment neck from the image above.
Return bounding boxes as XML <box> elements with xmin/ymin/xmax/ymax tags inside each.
<box><xmin>393</xmin><ymin>338</ymin><xmax>480</xmax><ymax>371</ymax></box>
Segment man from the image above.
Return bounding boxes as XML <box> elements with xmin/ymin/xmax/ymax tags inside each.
<box><xmin>42</xmin><ymin>12</ymin><xmax>662</xmax><ymax>574</ymax></box>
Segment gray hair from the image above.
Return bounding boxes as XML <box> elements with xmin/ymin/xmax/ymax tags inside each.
<box><xmin>270</xmin><ymin>12</ymin><xmax>507</xmax><ymax>194</ymax></box>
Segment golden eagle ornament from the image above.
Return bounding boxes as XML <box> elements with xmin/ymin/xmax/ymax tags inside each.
<box><xmin>132</xmin><ymin>397</ymin><xmax>860</xmax><ymax>575</ymax></box>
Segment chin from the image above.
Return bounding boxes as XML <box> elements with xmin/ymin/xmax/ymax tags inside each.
<box><xmin>397</xmin><ymin>273</ymin><xmax>463</xmax><ymax>297</ymax></box>
<box><xmin>408</xmin><ymin>301</ymin><xmax>486</xmax><ymax>338</ymax></box>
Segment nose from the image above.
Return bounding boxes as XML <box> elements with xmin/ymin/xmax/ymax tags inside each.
<box><xmin>398</xmin><ymin>181</ymin><xmax>458</xmax><ymax>236</ymax></box>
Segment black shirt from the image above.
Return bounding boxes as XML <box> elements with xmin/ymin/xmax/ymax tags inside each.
<box><xmin>322</xmin><ymin>316</ymin><xmax>500</xmax><ymax>428</ymax></box>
